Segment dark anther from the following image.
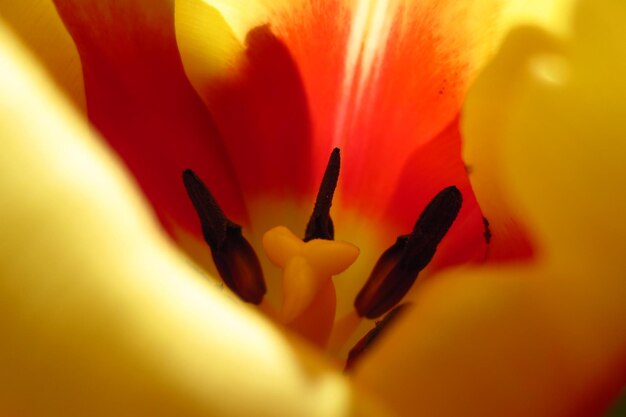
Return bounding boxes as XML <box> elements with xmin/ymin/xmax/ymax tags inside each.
<box><xmin>482</xmin><ymin>216</ymin><xmax>492</xmax><ymax>245</ymax></box>
<box><xmin>182</xmin><ymin>169</ymin><xmax>266</xmax><ymax>304</ymax></box>
<box><xmin>304</xmin><ymin>148</ymin><xmax>340</xmax><ymax>242</ymax></box>
<box><xmin>354</xmin><ymin>186</ymin><xmax>462</xmax><ymax>319</ymax></box>
<box><xmin>345</xmin><ymin>303</ymin><xmax>410</xmax><ymax>372</ymax></box>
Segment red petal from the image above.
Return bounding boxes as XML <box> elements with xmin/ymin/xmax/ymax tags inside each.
<box><xmin>53</xmin><ymin>0</ymin><xmax>248</xmax><ymax>234</ymax></box>
<box><xmin>386</xmin><ymin>119</ymin><xmax>487</xmax><ymax>268</ymax></box>
<box><xmin>202</xmin><ymin>25</ymin><xmax>315</xmax><ymax>201</ymax></box>
<box><xmin>269</xmin><ymin>2</ymin><xmax>533</xmax><ymax>264</ymax></box>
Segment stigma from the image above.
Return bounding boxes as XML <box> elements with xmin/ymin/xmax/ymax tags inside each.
<box><xmin>263</xmin><ymin>225</ymin><xmax>359</xmax><ymax>345</ymax></box>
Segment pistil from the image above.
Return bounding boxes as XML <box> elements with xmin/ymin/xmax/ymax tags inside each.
<box><xmin>263</xmin><ymin>226</ymin><xmax>359</xmax><ymax>346</ymax></box>
<box><xmin>182</xmin><ymin>149</ymin><xmax>463</xmax><ymax>364</ymax></box>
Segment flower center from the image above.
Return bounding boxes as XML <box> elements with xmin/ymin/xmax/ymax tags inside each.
<box><xmin>182</xmin><ymin>148</ymin><xmax>462</xmax><ymax>367</ymax></box>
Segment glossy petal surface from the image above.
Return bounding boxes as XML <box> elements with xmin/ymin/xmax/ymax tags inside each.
<box><xmin>353</xmin><ymin>1</ymin><xmax>626</xmax><ymax>416</ymax></box>
<box><xmin>0</xmin><ymin>23</ymin><xmax>358</xmax><ymax>417</ymax></box>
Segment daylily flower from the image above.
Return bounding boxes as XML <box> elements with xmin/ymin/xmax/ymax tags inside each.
<box><xmin>1</xmin><ymin>0</ymin><xmax>625</xmax><ymax>416</ymax></box>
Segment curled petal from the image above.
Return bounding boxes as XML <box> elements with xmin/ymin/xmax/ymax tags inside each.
<box><xmin>177</xmin><ymin>0</ymin><xmax>318</xmax><ymax>204</ymax></box>
<box><xmin>0</xmin><ymin>24</ymin><xmax>358</xmax><ymax>417</ymax></box>
<box><xmin>52</xmin><ymin>0</ymin><xmax>249</xmax><ymax>245</ymax></box>
<box><xmin>353</xmin><ymin>0</ymin><xmax>626</xmax><ymax>416</ymax></box>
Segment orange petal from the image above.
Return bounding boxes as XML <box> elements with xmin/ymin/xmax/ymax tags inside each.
<box><xmin>173</xmin><ymin>0</ymin><xmax>562</xmax><ymax>268</ymax></box>
<box><xmin>264</xmin><ymin>0</ymin><xmax>531</xmax><ymax>264</ymax></box>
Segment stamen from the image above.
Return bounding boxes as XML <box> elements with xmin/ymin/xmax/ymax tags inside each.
<box><xmin>345</xmin><ymin>303</ymin><xmax>410</xmax><ymax>371</ymax></box>
<box><xmin>354</xmin><ymin>186</ymin><xmax>462</xmax><ymax>318</ymax></box>
<box><xmin>482</xmin><ymin>216</ymin><xmax>492</xmax><ymax>244</ymax></box>
<box><xmin>304</xmin><ymin>148</ymin><xmax>340</xmax><ymax>241</ymax></box>
<box><xmin>182</xmin><ymin>169</ymin><xmax>266</xmax><ymax>304</ymax></box>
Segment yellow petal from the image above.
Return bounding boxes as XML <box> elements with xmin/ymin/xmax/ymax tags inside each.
<box><xmin>174</xmin><ymin>0</ymin><xmax>245</xmax><ymax>94</ymax></box>
<box><xmin>201</xmin><ymin>0</ymin><xmax>296</xmax><ymax>41</ymax></box>
<box><xmin>0</xmin><ymin>22</ymin><xmax>356</xmax><ymax>417</ymax></box>
<box><xmin>176</xmin><ymin>0</ymin><xmax>571</xmax><ymax>85</ymax></box>
<box><xmin>464</xmin><ymin>0</ymin><xmax>577</xmax><ymax>68</ymax></box>
<box><xmin>353</xmin><ymin>0</ymin><xmax>626</xmax><ymax>416</ymax></box>
<box><xmin>465</xmin><ymin>0</ymin><xmax>626</xmax><ymax>271</ymax></box>
<box><xmin>0</xmin><ymin>0</ymin><xmax>85</xmax><ymax>111</ymax></box>
<box><xmin>174</xmin><ymin>0</ymin><xmax>309</xmax><ymax>100</ymax></box>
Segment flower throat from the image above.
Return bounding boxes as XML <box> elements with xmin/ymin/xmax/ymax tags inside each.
<box><xmin>182</xmin><ymin>148</ymin><xmax>462</xmax><ymax>367</ymax></box>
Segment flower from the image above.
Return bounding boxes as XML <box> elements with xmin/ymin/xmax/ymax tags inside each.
<box><xmin>1</xmin><ymin>0</ymin><xmax>625</xmax><ymax>416</ymax></box>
